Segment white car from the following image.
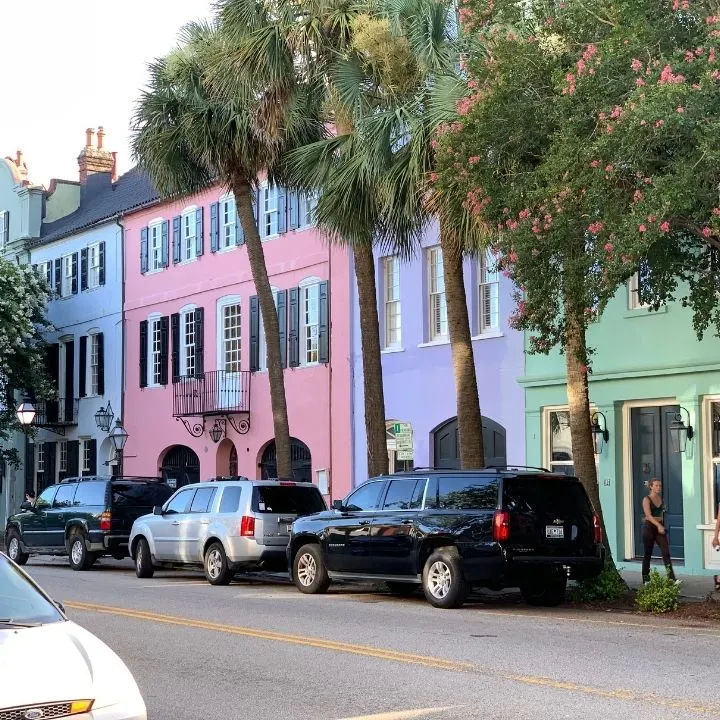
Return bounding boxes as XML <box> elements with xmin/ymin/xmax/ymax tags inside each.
<box><xmin>0</xmin><ymin>552</ymin><xmax>147</xmax><ymax>719</ymax></box>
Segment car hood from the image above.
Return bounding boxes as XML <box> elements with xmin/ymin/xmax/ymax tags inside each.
<box><xmin>0</xmin><ymin>620</ymin><xmax>143</xmax><ymax>709</ymax></box>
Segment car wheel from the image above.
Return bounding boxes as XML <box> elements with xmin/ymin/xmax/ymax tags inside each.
<box><xmin>6</xmin><ymin>529</ymin><xmax>29</xmax><ymax>565</ymax></box>
<box><xmin>385</xmin><ymin>581</ymin><xmax>419</xmax><ymax>597</ymax></box>
<box><xmin>422</xmin><ymin>548</ymin><xmax>467</xmax><ymax>609</ymax></box>
<box><xmin>135</xmin><ymin>538</ymin><xmax>155</xmax><ymax>579</ymax></box>
<box><xmin>204</xmin><ymin>542</ymin><xmax>232</xmax><ymax>586</ymax></box>
<box><xmin>520</xmin><ymin>576</ymin><xmax>567</xmax><ymax>607</ymax></box>
<box><xmin>68</xmin><ymin>531</ymin><xmax>92</xmax><ymax>571</ymax></box>
<box><xmin>293</xmin><ymin>544</ymin><xmax>330</xmax><ymax>594</ymax></box>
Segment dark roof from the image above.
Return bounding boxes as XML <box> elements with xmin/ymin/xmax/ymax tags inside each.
<box><xmin>34</xmin><ymin>167</ymin><xmax>160</xmax><ymax>246</ymax></box>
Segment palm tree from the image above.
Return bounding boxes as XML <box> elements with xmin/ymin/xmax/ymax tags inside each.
<box><xmin>131</xmin><ymin>19</ymin><xmax>323</xmax><ymax>478</ymax></box>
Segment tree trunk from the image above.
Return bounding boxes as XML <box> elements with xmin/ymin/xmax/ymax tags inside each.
<box><xmin>563</xmin><ymin>298</ymin><xmax>616</xmax><ymax>566</ymax></box>
<box><xmin>234</xmin><ymin>182</ymin><xmax>292</xmax><ymax>479</ymax></box>
<box><xmin>440</xmin><ymin>230</ymin><xmax>484</xmax><ymax>469</ymax></box>
<box><xmin>354</xmin><ymin>242</ymin><xmax>389</xmax><ymax>478</ymax></box>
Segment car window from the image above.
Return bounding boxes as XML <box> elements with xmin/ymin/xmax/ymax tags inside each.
<box><xmin>219</xmin><ymin>486</ymin><xmax>242</xmax><ymax>513</ymax></box>
<box><xmin>35</xmin><ymin>486</ymin><xmax>58</xmax><ymax>510</ymax></box>
<box><xmin>437</xmin><ymin>475</ymin><xmax>498</xmax><ymax>510</ymax></box>
<box><xmin>503</xmin><ymin>476</ymin><xmax>592</xmax><ymax>515</ymax></box>
<box><xmin>53</xmin><ymin>484</ymin><xmax>77</xmax><ymax>508</ymax></box>
<box><xmin>252</xmin><ymin>486</ymin><xmax>326</xmax><ymax>515</ymax></box>
<box><xmin>190</xmin><ymin>486</ymin><xmax>216</xmax><ymax>513</ymax></box>
<box><xmin>382</xmin><ymin>478</ymin><xmax>425</xmax><ymax>510</ymax></box>
<box><xmin>0</xmin><ymin>556</ymin><xmax>64</xmax><ymax>625</ymax></box>
<box><xmin>73</xmin><ymin>481</ymin><xmax>107</xmax><ymax>506</ymax></box>
<box><xmin>112</xmin><ymin>482</ymin><xmax>174</xmax><ymax>509</ymax></box>
<box><xmin>164</xmin><ymin>488</ymin><xmax>195</xmax><ymax>515</ymax></box>
<box><xmin>344</xmin><ymin>481</ymin><xmax>383</xmax><ymax>511</ymax></box>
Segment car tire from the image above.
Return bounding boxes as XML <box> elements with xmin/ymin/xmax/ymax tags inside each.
<box><xmin>520</xmin><ymin>576</ymin><xmax>568</xmax><ymax>607</ymax></box>
<box><xmin>385</xmin><ymin>581</ymin><xmax>419</xmax><ymax>596</ymax></box>
<box><xmin>293</xmin><ymin>544</ymin><xmax>330</xmax><ymax>594</ymax></box>
<box><xmin>5</xmin><ymin>529</ymin><xmax>29</xmax><ymax>565</ymax></box>
<box><xmin>68</xmin><ymin>531</ymin><xmax>92</xmax><ymax>571</ymax></box>
<box><xmin>135</xmin><ymin>538</ymin><xmax>155</xmax><ymax>579</ymax></box>
<box><xmin>204</xmin><ymin>542</ymin><xmax>233</xmax><ymax>586</ymax></box>
<box><xmin>422</xmin><ymin>548</ymin><xmax>467</xmax><ymax>609</ymax></box>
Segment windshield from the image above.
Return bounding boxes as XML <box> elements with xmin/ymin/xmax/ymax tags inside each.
<box><xmin>0</xmin><ymin>556</ymin><xmax>64</xmax><ymax>625</ymax></box>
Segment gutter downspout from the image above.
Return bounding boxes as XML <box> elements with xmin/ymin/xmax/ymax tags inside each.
<box><xmin>327</xmin><ymin>243</ymin><xmax>333</xmax><ymax>501</ymax></box>
<box><xmin>348</xmin><ymin>248</ymin><xmax>356</xmax><ymax>491</ymax></box>
<box><xmin>116</xmin><ymin>217</ymin><xmax>126</xmax><ymax>475</ymax></box>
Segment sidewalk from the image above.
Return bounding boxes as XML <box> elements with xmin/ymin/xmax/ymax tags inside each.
<box><xmin>621</xmin><ymin>569</ymin><xmax>718</xmax><ymax>601</ymax></box>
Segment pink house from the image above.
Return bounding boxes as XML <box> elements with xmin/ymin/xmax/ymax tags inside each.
<box><xmin>121</xmin><ymin>179</ymin><xmax>353</xmax><ymax>501</ymax></box>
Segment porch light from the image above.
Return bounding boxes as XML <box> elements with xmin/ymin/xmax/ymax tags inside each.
<box><xmin>16</xmin><ymin>399</ymin><xmax>36</xmax><ymax>427</ymax></box>
<box><xmin>668</xmin><ymin>407</ymin><xmax>694</xmax><ymax>454</ymax></box>
<box><xmin>109</xmin><ymin>419</ymin><xmax>129</xmax><ymax>452</ymax></box>
<box><xmin>209</xmin><ymin>420</ymin><xmax>224</xmax><ymax>444</ymax></box>
<box><xmin>94</xmin><ymin>401</ymin><xmax>114</xmax><ymax>432</ymax></box>
<box><xmin>591</xmin><ymin>411</ymin><xmax>609</xmax><ymax>455</ymax></box>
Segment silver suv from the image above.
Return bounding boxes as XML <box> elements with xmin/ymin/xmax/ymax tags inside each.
<box><xmin>128</xmin><ymin>478</ymin><xmax>327</xmax><ymax>585</ymax></box>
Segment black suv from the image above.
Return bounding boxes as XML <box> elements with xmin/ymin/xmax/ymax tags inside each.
<box><xmin>5</xmin><ymin>476</ymin><xmax>174</xmax><ymax>571</ymax></box>
<box><xmin>287</xmin><ymin>468</ymin><xmax>605</xmax><ymax>608</ymax></box>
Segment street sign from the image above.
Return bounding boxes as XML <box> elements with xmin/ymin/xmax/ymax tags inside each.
<box><xmin>397</xmin><ymin>450</ymin><xmax>414</xmax><ymax>461</ymax></box>
<box><xmin>393</xmin><ymin>422</ymin><xmax>411</xmax><ymax>434</ymax></box>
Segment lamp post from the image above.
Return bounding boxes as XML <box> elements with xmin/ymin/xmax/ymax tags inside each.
<box><xmin>109</xmin><ymin>419</ymin><xmax>129</xmax><ymax>476</ymax></box>
<box><xmin>16</xmin><ymin>399</ymin><xmax>36</xmax><ymax>430</ymax></box>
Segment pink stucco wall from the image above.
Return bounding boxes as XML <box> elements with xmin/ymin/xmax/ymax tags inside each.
<box><xmin>121</xmin><ymin>183</ymin><xmax>353</xmax><ymax>501</ymax></box>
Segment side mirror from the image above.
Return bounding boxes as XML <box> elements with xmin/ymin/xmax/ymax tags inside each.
<box><xmin>54</xmin><ymin>600</ymin><xmax>66</xmax><ymax>615</ymax></box>
<box><xmin>332</xmin><ymin>499</ymin><xmax>344</xmax><ymax>511</ymax></box>
<box><xmin>153</xmin><ymin>506</ymin><xmax>164</xmax><ymax>515</ymax></box>
<box><xmin>20</xmin><ymin>501</ymin><xmax>33</xmax><ymax>511</ymax></box>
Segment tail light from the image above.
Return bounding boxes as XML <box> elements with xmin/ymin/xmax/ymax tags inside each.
<box><xmin>493</xmin><ymin>510</ymin><xmax>510</xmax><ymax>543</ymax></box>
<box><xmin>240</xmin><ymin>515</ymin><xmax>256</xmax><ymax>537</ymax></box>
<box><xmin>593</xmin><ymin>514</ymin><xmax>603</xmax><ymax>544</ymax></box>
<box><xmin>100</xmin><ymin>511</ymin><xmax>112</xmax><ymax>531</ymax></box>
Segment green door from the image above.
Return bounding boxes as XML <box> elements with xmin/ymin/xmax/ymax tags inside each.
<box><xmin>22</xmin><ymin>486</ymin><xmax>58</xmax><ymax>548</ymax></box>
<box><xmin>47</xmin><ymin>483</ymin><xmax>78</xmax><ymax>548</ymax></box>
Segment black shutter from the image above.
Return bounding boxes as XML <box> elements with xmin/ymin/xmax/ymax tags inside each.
<box><xmin>139</xmin><ymin>320</ymin><xmax>148</xmax><ymax>388</ymax></box>
<box><xmin>79</xmin><ymin>336</ymin><xmax>87</xmax><ymax>398</ymax></box>
<box><xmin>195</xmin><ymin>207</ymin><xmax>204</xmax><ymax>256</ymax></box>
<box><xmin>171</xmin><ymin>313</ymin><xmax>180</xmax><ymax>382</ymax></box>
<box><xmin>288</xmin><ymin>287</ymin><xmax>300</xmax><ymax>367</ymax></box>
<box><xmin>277</xmin><ymin>290</ymin><xmax>287</xmax><ymax>368</ymax></box>
<box><xmin>210</xmin><ymin>202</ymin><xmax>220</xmax><ymax>252</ymax></box>
<box><xmin>54</xmin><ymin>258</ymin><xmax>62</xmax><ymax>295</ymax></box>
<box><xmin>45</xmin><ymin>344</ymin><xmax>60</xmax><ymax>424</ymax></box>
<box><xmin>66</xmin><ymin>440</ymin><xmax>80</xmax><ymax>479</ymax></box>
<box><xmin>98</xmin><ymin>241</ymin><xmax>106</xmax><ymax>285</ymax></box>
<box><xmin>140</xmin><ymin>227</ymin><xmax>149</xmax><ymax>273</ymax></box>
<box><xmin>71</xmin><ymin>253</ymin><xmax>78</xmax><ymax>294</ymax></box>
<box><xmin>80</xmin><ymin>248</ymin><xmax>88</xmax><ymax>291</ymax></box>
<box><xmin>44</xmin><ymin>442</ymin><xmax>56</xmax><ymax>488</ymax></box>
<box><xmin>194</xmin><ymin>307</ymin><xmax>204</xmax><ymax>378</ymax></box>
<box><xmin>87</xmin><ymin>439</ymin><xmax>97</xmax><ymax>475</ymax></box>
<box><xmin>318</xmin><ymin>280</ymin><xmax>330</xmax><ymax>364</ymax></box>
<box><xmin>288</xmin><ymin>192</ymin><xmax>300</xmax><ymax>230</ymax></box>
<box><xmin>64</xmin><ymin>341</ymin><xmax>75</xmax><ymax>422</ymax></box>
<box><xmin>278</xmin><ymin>187</ymin><xmax>287</xmax><ymax>233</ymax></box>
<box><xmin>96</xmin><ymin>333</ymin><xmax>105</xmax><ymax>396</ymax></box>
<box><xmin>250</xmin><ymin>296</ymin><xmax>260</xmax><ymax>372</ymax></box>
<box><xmin>162</xmin><ymin>220</ymin><xmax>170</xmax><ymax>267</ymax></box>
<box><xmin>172</xmin><ymin>216</ymin><xmax>182</xmax><ymax>264</ymax></box>
<box><xmin>160</xmin><ymin>316</ymin><xmax>169</xmax><ymax>385</ymax></box>
<box><xmin>25</xmin><ymin>440</ymin><xmax>35</xmax><ymax>496</ymax></box>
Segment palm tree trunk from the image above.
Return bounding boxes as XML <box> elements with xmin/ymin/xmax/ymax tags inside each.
<box><xmin>564</xmin><ymin>297</ymin><xmax>615</xmax><ymax>565</ymax></box>
<box><xmin>233</xmin><ymin>182</ymin><xmax>292</xmax><ymax>479</ymax></box>
<box><xmin>354</xmin><ymin>242</ymin><xmax>389</xmax><ymax>478</ymax></box>
<box><xmin>440</xmin><ymin>229</ymin><xmax>484</xmax><ymax>469</ymax></box>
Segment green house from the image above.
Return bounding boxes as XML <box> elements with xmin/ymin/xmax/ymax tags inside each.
<box><xmin>521</xmin><ymin>273</ymin><xmax>720</xmax><ymax>576</ymax></box>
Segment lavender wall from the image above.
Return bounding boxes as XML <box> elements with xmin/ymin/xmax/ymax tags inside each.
<box><xmin>351</xmin><ymin>223</ymin><xmax>526</xmax><ymax>486</ymax></box>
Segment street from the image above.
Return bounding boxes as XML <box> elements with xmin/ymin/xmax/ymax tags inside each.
<box><xmin>22</xmin><ymin>559</ymin><xmax>720</xmax><ymax>720</ymax></box>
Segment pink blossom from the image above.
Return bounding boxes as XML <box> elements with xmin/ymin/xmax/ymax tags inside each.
<box><xmin>636</xmin><ymin>78</ymin><xmax>646</xmax><ymax>86</ymax></box>
<box><xmin>677</xmin><ymin>106</ymin><xmax>685</xmax><ymax>113</ymax></box>
<box><xmin>610</xmin><ymin>106</ymin><xmax>622</xmax><ymax>119</ymax></box>
<box><xmin>590</xmin><ymin>160</ymin><xmax>600</xmax><ymax>168</ymax></box>
<box><xmin>603</xmin><ymin>242</ymin><xmax>614</xmax><ymax>252</ymax></box>
<box><xmin>605</xmin><ymin>164</ymin><xmax>614</xmax><ymax>172</ymax></box>
<box><xmin>588</xmin><ymin>221</ymin><xmax>604</xmax><ymax>234</ymax></box>
<box><xmin>639</xmin><ymin>224</ymin><xmax>647</xmax><ymax>233</ymax></box>
<box><xmin>519</xmin><ymin>209</ymin><xmax>531</xmax><ymax>220</ymax></box>
<box><xmin>606</xmin><ymin>124</ymin><xmax>614</xmax><ymax>134</ymax></box>
<box><xmin>655</xmin><ymin>119</ymin><xmax>665</xmax><ymax>128</ymax></box>
<box><xmin>702</xmin><ymin>226</ymin><xmax>712</xmax><ymax>237</ymax></box>
<box><xmin>631</xmin><ymin>58</ymin><xmax>643</xmax><ymax>72</ymax></box>
<box><xmin>599</xmin><ymin>112</ymin><xmax>607</xmax><ymax>120</ymax></box>
<box><xmin>712</xmin><ymin>207</ymin><xmax>720</xmax><ymax>216</ymax></box>
<box><xmin>429</xmin><ymin>172</ymin><xmax>439</xmax><ymax>183</ymax></box>
<box><xmin>659</xmin><ymin>65</ymin><xmax>686</xmax><ymax>84</ymax></box>
<box><xmin>579</xmin><ymin>364</ymin><xmax>589</xmax><ymax>375</ymax></box>
<box><xmin>647</xmin><ymin>215</ymin><xmax>656</xmax><ymax>223</ymax></box>
<box><xmin>633</xmin><ymin>190</ymin><xmax>644</xmax><ymax>203</ymax></box>
<box><xmin>659</xmin><ymin>221</ymin><xmax>670</xmax><ymax>233</ymax></box>
<box><xmin>468</xmin><ymin>156</ymin><xmax>481</xmax><ymax>165</ymax></box>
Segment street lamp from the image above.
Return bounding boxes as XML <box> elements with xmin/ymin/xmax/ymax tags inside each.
<box><xmin>669</xmin><ymin>407</ymin><xmax>694</xmax><ymax>454</ymax></box>
<box><xmin>16</xmin><ymin>399</ymin><xmax>36</xmax><ymax>428</ymax></box>
<box><xmin>94</xmin><ymin>401</ymin><xmax>114</xmax><ymax>432</ymax></box>
<box><xmin>209</xmin><ymin>420</ymin><xmax>224</xmax><ymax>444</ymax></box>
<box><xmin>590</xmin><ymin>411</ymin><xmax>609</xmax><ymax>455</ymax></box>
<box><xmin>109</xmin><ymin>419</ymin><xmax>129</xmax><ymax>475</ymax></box>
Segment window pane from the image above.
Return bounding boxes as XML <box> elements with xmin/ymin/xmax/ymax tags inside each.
<box><xmin>550</xmin><ymin>464</ymin><xmax>576</xmax><ymax>476</ymax></box>
<box><xmin>219</xmin><ymin>486</ymin><xmax>242</xmax><ymax>513</ymax></box>
<box><xmin>345</xmin><ymin>481</ymin><xmax>383</xmax><ymax>511</ymax></box>
<box><xmin>503</xmin><ymin>476</ymin><xmax>591</xmax><ymax>515</ymax></box>
<box><xmin>36</xmin><ymin>486</ymin><xmax>57</xmax><ymax>509</ymax></box>
<box><xmin>111</xmin><ymin>482</ymin><xmax>173</xmax><ymax>509</ymax></box>
<box><xmin>165</xmin><ymin>488</ymin><xmax>194</xmax><ymax>514</ymax></box>
<box><xmin>190</xmin><ymin>486</ymin><xmax>216</xmax><ymax>513</ymax></box>
<box><xmin>223</xmin><ymin>303</ymin><xmax>241</xmax><ymax>373</ymax></box>
<box><xmin>251</xmin><ymin>486</ymin><xmax>325</xmax><ymax>514</ymax></box>
<box><xmin>74</xmin><ymin>481</ymin><xmax>107</xmax><ymax>506</ymax></box>
<box><xmin>550</xmin><ymin>411</ymin><xmax>573</xmax><ymax>461</ymax></box>
<box><xmin>437</xmin><ymin>476</ymin><xmax>498</xmax><ymax>510</ymax></box>
<box><xmin>382</xmin><ymin>478</ymin><xmax>419</xmax><ymax>510</ymax></box>
<box><xmin>54</xmin><ymin>484</ymin><xmax>77</xmax><ymax>508</ymax></box>
<box><xmin>712</xmin><ymin>402</ymin><xmax>720</xmax><ymax>458</ymax></box>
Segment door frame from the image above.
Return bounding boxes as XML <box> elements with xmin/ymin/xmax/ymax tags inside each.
<box><xmin>621</xmin><ymin>397</ymin><xmax>678</xmax><ymax>560</ymax></box>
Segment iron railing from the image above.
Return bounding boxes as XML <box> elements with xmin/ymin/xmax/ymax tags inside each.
<box><xmin>173</xmin><ymin>370</ymin><xmax>251</xmax><ymax>417</ymax></box>
<box><xmin>33</xmin><ymin>398</ymin><xmax>79</xmax><ymax>426</ymax></box>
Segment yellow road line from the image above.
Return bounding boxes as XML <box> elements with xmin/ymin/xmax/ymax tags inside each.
<box><xmin>65</xmin><ymin>601</ymin><xmax>720</xmax><ymax>716</ymax></box>
<box><xmin>336</xmin><ymin>708</ymin><xmax>461</xmax><ymax>720</ymax></box>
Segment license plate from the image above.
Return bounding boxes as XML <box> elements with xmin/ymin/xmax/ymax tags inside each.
<box><xmin>546</xmin><ymin>525</ymin><xmax>564</xmax><ymax>539</ymax></box>
<box><xmin>286</xmin><ymin>524</ymin><xmax>292</xmax><ymax>533</ymax></box>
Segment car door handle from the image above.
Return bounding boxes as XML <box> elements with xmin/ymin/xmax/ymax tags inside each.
<box><xmin>171</xmin><ymin>521</ymin><xmax>180</xmax><ymax>526</ymax></box>
<box><xmin>200</xmin><ymin>521</ymin><xmax>209</xmax><ymax>525</ymax></box>
<box><xmin>359</xmin><ymin>520</ymin><xmax>371</xmax><ymax>526</ymax></box>
<box><xmin>401</xmin><ymin>520</ymin><xmax>413</xmax><ymax>525</ymax></box>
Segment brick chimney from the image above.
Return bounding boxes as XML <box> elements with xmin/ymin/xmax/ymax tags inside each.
<box><xmin>77</xmin><ymin>126</ymin><xmax>114</xmax><ymax>184</ymax></box>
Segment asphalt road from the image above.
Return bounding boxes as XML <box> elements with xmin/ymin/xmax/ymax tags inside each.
<box><xmin>21</xmin><ymin>557</ymin><xmax>720</xmax><ymax>720</ymax></box>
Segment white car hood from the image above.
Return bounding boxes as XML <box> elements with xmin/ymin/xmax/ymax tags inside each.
<box><xmin>0</xmin><ymin>620</ymin><xmax>142</xmax><ymax>710</ymax></box>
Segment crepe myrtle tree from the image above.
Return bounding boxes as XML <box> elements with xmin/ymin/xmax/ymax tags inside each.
<box><xmin>434</xmin><ymin>0</ymin><xmax>720</xmax><ymax>569</ymax></box>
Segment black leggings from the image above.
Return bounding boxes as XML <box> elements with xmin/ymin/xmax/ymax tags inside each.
<box><xmin>642</xmin><ymin>522</ymin><xmax>675</xmax><ymax>579</ymax></box>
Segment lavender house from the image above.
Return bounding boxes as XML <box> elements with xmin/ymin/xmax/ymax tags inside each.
<box><xmin>350</xmin><ymin>223</ymin><xmax>526</xmax><ymax>485</ymax></box>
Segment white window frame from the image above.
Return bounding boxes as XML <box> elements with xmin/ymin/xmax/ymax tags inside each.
<box><xmin>298</xmin><ymin>192</ymin><xmax>317</xmax><ymax>229</ymax></box>
<box><xmin>217</xmin><ymin>296</ymin><xmax>242</xmax><ymax>374</ymax></box>
<box><xmin>87</xmin><ymin>331</ymin><xmax>101</xmax><ymax>396</ymax></box>
<box><xmin>542</xmin><ymin>406</ymin><xmax>601</xmax><ymax>476</ymax></box>
<box><xmin>181</xmin><ymin>206</ymin><xmax>197</xmax><ymax>263</ymax></box>
<box><xmin>81</xmin><ymin>438</ymin><xmax>92</xmax><ymax>473</ymax></box>
<box><xmin>382</xmin><ymin>256</ymin><xmax>401</xmax><ymax>349</ymax></box>
<box><xmin>58</xmin><ymin>441</ymin><xmax>68</xmax><ymax>473</ymax></box>
<box><xmin>628</xmin><ymin>271</ymin><xmax>650</xmax><ymax>310</ymax></box>
<box><xmin>87</xmin><ymin>242</ymin><xmax>101</xmax><ymax>289</ymax></box>
<box><xmin>36</xmin><ymin>444</ymin><xmax>45</xmax><ymax>474</ymax></box>
<box><xmin>299</xmin><ymin>277</ymin><xmax>321</xmax><ymax>366</ymax></box>
<box><xmin>261</xmin><ymin>184</ymin><xmax>280</xmax><ymax>239</ymax></box>
<box><xmin>258</xmin><ymin>288</ymin><xmax>280</xmax><ymax>372</ymax></box>
<box><xmin>478</xmin><ymin>250</ymin><xmax>500</xmax><ymax>334</ymax></box>
<box><xmin>61</xmin><ymin>253</ymin><xmax>73</xmax><ymax>298</ymax></box>
<box><xmin>147</xmin><ymin>312</ymin><xmax>163</xmax><ymax>387</ymax></box>
<box><xmin>149</xmin><ymin>219</ymin><xmax>164</xmax><ymax>272</ymax></box>
<box><xmin>427</xmin><ymin>246</ymin><xmax>448</xmax><ymax>341</ymax></box>
<box><xmin>0</xmin><ymin>210</ymin><xmax>7</xmax><ymax>250</ymax></box>
<box><xmin>179</xmin><ymin>304</ymin><xmax>198</xmax><ymax>378</ymax></box>
<box><xmin>704</xmin><ymin>396</ymin><xmax>720</xmax><ymax>525</ymax></box>
<box><xmin>220</xmin><ymin>193</ymin><xmax>236</xmax><ymax>250</ymax></box>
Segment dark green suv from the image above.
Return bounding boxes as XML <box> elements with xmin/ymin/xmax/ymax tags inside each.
<box><xmin>4</xmin><ymin>476</ymin><xmax>174</xmax><ymax>571</ymax></box>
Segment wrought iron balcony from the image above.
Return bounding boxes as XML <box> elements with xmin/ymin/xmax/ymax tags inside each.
<box><xmin>33</xmin><ymin>398</ymin><xmax>80</xmax><ymax>427</ymax></box>
<box><xmin>173</xmin><ymin>370</ymin><xmax>251</xmax><ymax>418</ymax></box>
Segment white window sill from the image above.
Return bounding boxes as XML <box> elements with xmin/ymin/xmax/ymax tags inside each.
<box><xmin>381</xmin><ymin>346</ymin><xmax>405</xmax><ymax>354</ymax></box>
<box><xmin>145</xmin><ymin>267</ymin><xmax>164</xmax><ymax>276</ymax></box>
<box><xmin>217</xmin><ymin>245</ymin><xmax>238</xmax><ymax>254</ymax></box>
<box><xmin>418</xmin><ymin>339</ymin><xmax>450</xmax><ymax>348</ymax></box>
<box><xmin>178</xmin><ymin>256</ymin><xmax>199</xmax><ymax>266</ymax></box>
<box><xmin>145</xmin><ymin>383</ymin><xmax>165</xmax><ymax>390</ymax></box>
<box><xmin>297</xmin><ymin>361</ymin><xmax>321</xmax><ymax>369</ymax></box>
<box><xmin>261</xmin><ymin>233</ymin><xmax>280</xmax><ymax>243</ymax></box>
<box><xmin>624</xmin><ymin>305</ymin><xmax>668</xmax><ymax>319</ymax></box>
<box><xmin>472</xmin><ymin>330</ymin><xmax>504</xmax><ymax>341</ymax></box>
<box><xmin>84</xmin><ymin>285</ymin><xmax>102</xmax><ymax>293</ymax></box>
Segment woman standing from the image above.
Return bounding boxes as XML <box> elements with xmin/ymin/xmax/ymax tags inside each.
<box><xmin>641</xmin><ymin>478</ymin><xmax>677</xmax><ymax>583</ymax></box>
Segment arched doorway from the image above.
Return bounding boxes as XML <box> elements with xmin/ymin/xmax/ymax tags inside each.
<box><xmin>215</xmin><ymin>439</ymin><xmax>239</xmax><ymax>478</ymax></box>
<box><xmin>160</xmin><ymin>445</ymin><xmax>200</xmax><ymax>489</ymax></box>
<box><xmin>432</xmin><ymin>417</ymin><xmax>507</xmax><ymax>470</ymax></box>
<box><xmin>260</xmin><ymin>438</ymin><xmax>312</xmax><ymax>482</ymax></box>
